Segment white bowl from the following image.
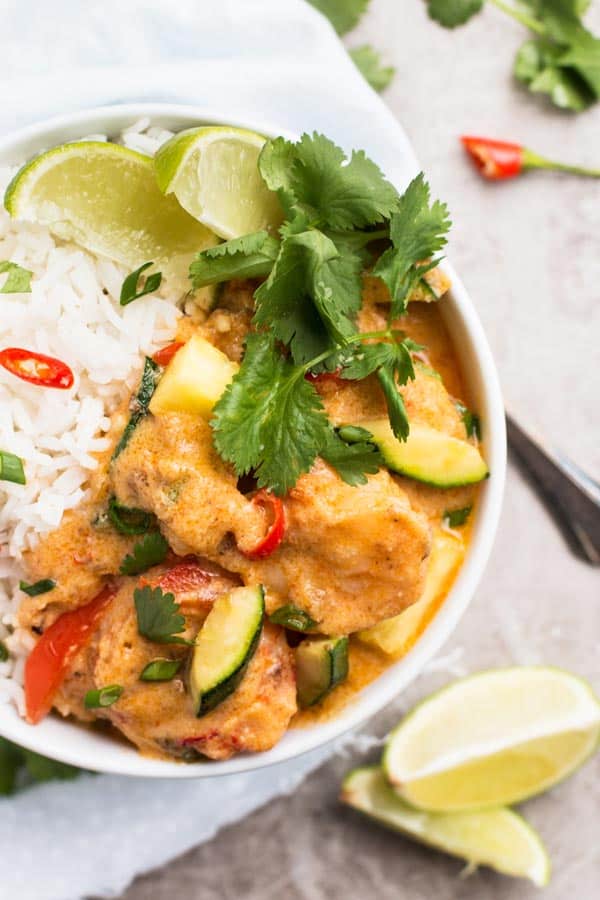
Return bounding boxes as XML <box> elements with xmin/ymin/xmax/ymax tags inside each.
<box><xmin>0</xmin><ymin>103</ymin><xmax>506</xmax><ymax>777</ymax></box>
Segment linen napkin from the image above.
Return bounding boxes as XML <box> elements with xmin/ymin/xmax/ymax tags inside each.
<box><xmin>0</xmin><ymin>2</ymin><xmax>422</xmax><ymax>897</ymax></box>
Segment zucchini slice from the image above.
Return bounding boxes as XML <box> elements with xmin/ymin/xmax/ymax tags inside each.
<box><xmin>189</xmin><ymin>584</ymin><xmax>264</xmax><ymax>716</ymax></box>
<box><xmin>149</xmin><ymin>333</ymin><xmax>238</xmax><ymax>420</ymax></box>
<box><xmin>357</xmin><ymin>419</ymin><xmax>488</xmax><ymax>488</ymax></box>
<box><xmin>296</xmin><ymin>636</ymin><xmax>349</xmax><ymax>708</ymax></box>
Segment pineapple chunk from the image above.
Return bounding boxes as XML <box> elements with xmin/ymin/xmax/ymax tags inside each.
<box><xmin>149</xmin><ymin>334</ymin><xmax>238</xmax><ymax>419</ymax></box>
<box><xmin>358</xmin><ymin>530</ymin><xmax>465</xmax><ymax>657</ymax></box>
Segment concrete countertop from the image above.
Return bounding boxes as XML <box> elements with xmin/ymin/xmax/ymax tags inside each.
<box><xmin>118</xmin><ymin>3</ymin><xmax>600</xmax><ymax>897</ymax></box>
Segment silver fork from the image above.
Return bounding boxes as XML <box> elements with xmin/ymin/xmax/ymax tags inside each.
<box><xmin>506</xmin><ymin>414</ymin><xmax>600</xmax><ymax>566</ymax></box>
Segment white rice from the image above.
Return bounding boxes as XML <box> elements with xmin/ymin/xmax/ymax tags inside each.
<box><xmin>0</xmin><ymin>122</ymin><xmax>186</xmax><ymax>713</ymax></box>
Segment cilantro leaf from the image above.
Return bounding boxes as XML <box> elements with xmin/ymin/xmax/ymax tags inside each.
<box><xmin>120</xmin><ymin>262</ymin><xmax>162</xmax><ymax>306</ymax></box>
<box><xmin>260</xmin><ymin>133</ymin><xmax>398</xmax><ymax>231</ymax></box>
<box><xmin>212</xmin><ymin>332</ymin><xmax>331</xmax><ymax>495</ymax></box>
<box><xmin>455</xmin><ymin>400</ymin><xmax>481</xmax><ymax>440</ymax></box>
<box><xmin>320</xmin><ymin>430</ymin><xmax>383</xmax><ymax>485</ymax></box>
<box><xmin>515</xmin><ymin>37</ymin><xmax>595</xmax><ymax>110</ymax></box>
<box><xmin>253</xmin><ymin>230</ymin><xmax>362</xmax><ymax>363</ymax></box>
<box><xmin>189</xmin><ymin>232</ymin><xmax>280</xmax><ymax>288</ymax></box>
<box><xmin>134</xmin><ymin>585</ymin><xmax>189</xmax><ymax>645</ymax></box>
<box><xmin>427</xmin><ymin>0</ymin><xmax>483</xmax><ymax>28</ymax></box>
<box><xmin>349</xmin><ymin>45</ymin><xmax>396</xmax><ymax>92</ymax></box>
<box><xmin>373</xmin><ymin>173</ymin><xmax>450</xmax><ymax>317</ymax></box>
<box><xmin>0</xmin><ymin>260</ymin><xmax>32</xmax><ymax>294</ymax></box>
<box><xmin>119</xmin><ymin>531</ymin><xmax>169</xmax><ymax>576</ymax></box>
<box><xmin>306</xmin><ymin>0</ymin><xmax>371</xmax><ymax>35</ymax></box>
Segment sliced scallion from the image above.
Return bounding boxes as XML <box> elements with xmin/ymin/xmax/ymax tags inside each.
<box><xmin>140</xmin><ymin>658</ymin><xmax>182</xmax><ymax>682</ymax></box>
<box><xmin>0</xmin><ymin>451</ymin><xmax>25</xmax><ymax>485</ymax></box>
<box><xmin>19</xmin><ymin>579</ymin><xmax>56</xmax><ymax>597</ymax></box>
<box><xmin>84</xmin><ymin>685</ymin><xmax>123</xmax><ymax>709</ymax></box>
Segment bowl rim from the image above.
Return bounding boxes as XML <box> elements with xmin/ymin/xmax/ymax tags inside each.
<box><xmin>0</xmin><ymin>102</ymin><xmax>506</xmax><ymax>778</ymax></box>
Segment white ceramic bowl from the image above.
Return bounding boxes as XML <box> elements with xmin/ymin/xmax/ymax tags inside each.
<box><xmin>0</xmin><ymin>104</ymin><xmax>506</xmax><ymax>777</ymax></box>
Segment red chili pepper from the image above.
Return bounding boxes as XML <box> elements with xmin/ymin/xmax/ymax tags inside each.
<box><xmin>0</xmin><ymin>348</ymin><xmax>74</xmax><ymax>389</ymax></box>
<box><xmin>461</xmin><ymin>136</ymin><xmax>523</xmax><ymax>180</ymax></box>
<box><xmin>243</xmin><ymin>490</ymin><xmax>286</xmax><ymax>559</ymax></box>
<box><xmin>152</xmin><ymin>342</ymin><xmax>184</xmax><ymax>367</ymax></box>
<box><xmin>461</xmin><ymin>135</ymin><xmax>600</xmax><ymax>181</ymax></box>
<box><xmin>24</xmin><ymin>585</ymin><xmax>115</xmax><ymax>724</ymax></box>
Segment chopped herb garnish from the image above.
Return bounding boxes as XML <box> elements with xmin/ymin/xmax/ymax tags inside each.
<box><xmin>120</xmin><ymin>262</ymin><xmax>162</xmax><ymax>306</ymax></box>
<box><xmin>134</xmin><ymin>585</ymin><xmax>190</xmax><ymax>645</ymax></box>
<box><xmin>349</xmin><ymin>45</ymin><xmax>395</xmax><ymax>92</ymax></box>
<box><xmin>444</xmin><ymin>506</ymin><xmax>472</xmax><ymax>528</ymax></box>
<box><xmin>307</xmin><ymin>0</ymin><xmax>370</xmax><ymax>35</ymax></box>
<box><xmin>140</xmin><ymin>658</ymin><xmax>182</xmax><ymax>682</ymax></box>
<box><xmin>269</xmin><ymin>605</ymin><xmax>318</xmax><ymax>632</ymax></box>
<box><xmin>455</xmin><ymin>400</ymin><xmax>481</xmax><ymax>440</ymax></box>
<box><xmin>0</xmin><ymin>260</ymin><xmax>33</xmax><ymax>294</ymax></box>
<box><xmin>108</xmin><ymin>496</ymin><xmax>154</xmax><ymax>535</ymax></box>
<box><xmin>193</xmin><ymin>132</ymin><xmax>452</xmax><ymax>496</ymax></box>
<box><xmin>120</xmin><ymin>532</ymin><xmax>169</xmax><ymax>576</ymax></box>
<box><xmin>19</xmin><ymin>579</ymin><xmax>56</xmax><ymax>597</ymax></box>
<box><xmin>426</xmin><ymin>0</ymin><xmax>600</xmax><ymax>113</ymax></box>
<box><xmin>112</xmin><ymin>357</ymin><xmax>160</xmax><ymax>459</ymax></box>
<box><xmin>0</xmin><ymin>641</ymin><xmax>8</xmax><ymax>662</ymax></box>
<box><xmin>0</xmin><ymin>737</ymin><xmax>80</xmax><ymax>795</ymax></box>
<box><xmin>84</xmin><ymin>684</ymin><xmax>123</xmax><ymax>709</ymax></box>
<box><xmin>0</xmin><ymin>450</ymin><xmax>26</xmax><ymax>485</ymax></box>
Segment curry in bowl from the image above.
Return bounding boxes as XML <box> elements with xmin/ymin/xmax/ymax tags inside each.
<box><xmin>0</xmin><ymin>124</ymin><xmax>488</xmax><ymax>761</ymax></box>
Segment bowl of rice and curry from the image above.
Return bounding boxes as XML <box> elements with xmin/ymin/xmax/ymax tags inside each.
<box><xmin>0</xmin><ymin>105</ymin><xmax>505</xmax><ymax>776</ymax></box>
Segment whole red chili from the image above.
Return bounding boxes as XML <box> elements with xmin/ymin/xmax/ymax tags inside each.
<box><xmin>461</xmin><ymin>135</ymin><xmax>600</xmax><ymax>181</ymax></box>
<box><xmin>243</xmin><ymin>490</ymin><xmax>286</xmax><ymax>559</ymax></box>
<box><xmin>152</xmin><ymin>341</ymin><xmax>184</xmax><ymax>367</ymax></box>
<box><xmin>0</xmin><ymin>347</ymin><xmax>74</xmax><ymax>389</ymax></box>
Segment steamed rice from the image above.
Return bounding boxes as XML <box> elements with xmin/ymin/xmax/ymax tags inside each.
<box><xmin>0</xmin><ymin>123</ymin><xmax>186</xmax><ymax>713</ymax></box>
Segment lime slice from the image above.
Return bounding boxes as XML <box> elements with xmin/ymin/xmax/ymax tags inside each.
<box><xmin>4</xmin><ymin>141</ymin><xmax>217</xmax><ymax>289</ymax></box>
<box><xmin>154</xmin><ymin>126</ymin><xmax>283</xmax><ymax>239</ymax></box>
<box><xmin>341</xmin><ymin>767</ymin><xmax>550</xmax><ymax>887</ymax></box>
<box><xmin>384</xmin><ymin>667</ymin><xmax>600</xmax><ymax>812</ymax></box>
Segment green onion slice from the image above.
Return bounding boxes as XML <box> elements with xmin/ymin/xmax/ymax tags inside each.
<box><xmin>140</xmin><ymin>658</ymin><xmax>182</xmax><ymax>682</ymax></box>
<box><xmin>0</xmin><ymin>451</ymin><xmax>25</xmax><ymax>485</ymax></box>
<box><xmin>269</xmin><ymin>604</ymin><xmax>317</xmax><ymax>632</ymax></box>
<box><xmin>0</xmin><ymin>641</ymin><xmax>9</xmax><ymax>662</ymax></box>
<box><xmin>19</xmin><ymin>579</ymin><xmax>56</xmax><ymax>597</ymax></box>
<box><xmin>108</xmin><ymin>496</ymin><xmax>154</xmax><ymax>535</ymax></box>
<box><xmin>84</xmin><ymin>685</ymin><xmax>124</xmax><ymax>709</ymax></box>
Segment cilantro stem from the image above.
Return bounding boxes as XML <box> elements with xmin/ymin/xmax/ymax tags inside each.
<box><xmin>523</xmin><ymin>148</ymin><xmax>600</xmax><ymax>178</ymax></box>
<box><xmin>487</xmin><ymin>0</ymin><xmax>546</xmax><ymax>35</ymax></box>
<box><xmin>301</xmin><ymin>329</ymin><xmax>400</xmax><ymax>375</ymax></box>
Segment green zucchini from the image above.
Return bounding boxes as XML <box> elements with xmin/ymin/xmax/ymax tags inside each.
<box><xmin>112</xmin><ymin>357</ymin><xmax>160</xmax><ymax>459</ymax></box>
<box><xmin>356</xmin><ymin>419</ymin><xmax>488</xmax><ymax>488</ymax></box>
<box><xmin>296</xmin><ymin>636</ymin><xmax>349</xmax><ymax>708</ymax></box>
<box><xmin>189</xmin><ymin>584</ymin><xmax>264</xmax><ymax>716</ymax></box>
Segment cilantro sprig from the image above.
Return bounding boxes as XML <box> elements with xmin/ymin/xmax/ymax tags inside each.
<box><xmin>0</xmin><ymin>260</ymin><xmax>32</xmax><ymax>294</ymax></box>
<box><xmin>134</xmin><ymin>585</ymin><xmax>190</xmax><ymax>645</ymax></box>
<box><xmin>192</xmin><ymin>133</ymin><xmax>452</xmax><ymax>496</ymax></box>
<box><xmin>119</xmin><ymin>531</ymin><xmax>169</xmax><ymax>576</ymax></box>
<box><xmin>426</xmin><ymin>0</ymin><xmax>600</xmax><ymax>112</ymax></box>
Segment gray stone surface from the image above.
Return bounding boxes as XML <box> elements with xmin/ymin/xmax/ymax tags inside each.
<box><xmin>116</xmin><ymin>3</ymin><xmax>600</xmax><ymax>897</ymax></box>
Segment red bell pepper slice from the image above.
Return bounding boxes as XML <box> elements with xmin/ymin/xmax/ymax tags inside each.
<box><xmin>152</xmin><ymin>342</ymin><xmax>184</xmax><ymax>367</ymax></box>
<box><xmin>243</xmin><ymin>490</ymin><xmax>286</xmax><ymax>559</ymax></box>
<box><xmin>24</xmin><ymin>585</ymin><xmax>115</xmax><ymax>724</ymax></box>
<box><xmin>0</xmin><ymin>348</ymin><xmax>74</xmax><ymax>389</ymax></box>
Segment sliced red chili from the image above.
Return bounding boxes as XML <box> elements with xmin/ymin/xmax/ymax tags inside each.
<box><xmin>243</xmin><ymin>490</ymin><xmax>286</xmax><ymax>560</ymax></box>
<box><xmin>460</xmin><ymin>136</ymin><xmax>523</xmax><ymax>180</ymax></box>
<box><xmin>151</xmin><ymin>556</ymin><xmax>215</xmax><ymax>593</ymax></box>
<box><xmin>0</xmin><ymin>348</ymin><xmax>74</xmax><ymax>389</ymax></box>
<box><xmin>152</xmin><ymin>342</ymin><xmax>184</xmax><ymax>367</ymax></box>
<box><xmin>24</xmin><ymin>585</ymin><xmax>115</xmax><ymax>724</ymax></box>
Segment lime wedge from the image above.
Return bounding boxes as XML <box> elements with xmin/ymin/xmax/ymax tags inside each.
<box><xmin>4</xmin><ymin>141</ymin><xmax>217</xmax><ymax>288</ymax></box>
<box><xmin>154</xmin><ymin>126</ymin><xmax>283</xmax><ymax>239</ymax></box>
<box><xmin>384</xmin><ymin>667</ymin><xmax>600</xmax><ymax>812</ymax></box>
<box><xmin>341</xmin><ymin>767</ymin><xmax>550</xmax><ymax>887</ymax></box>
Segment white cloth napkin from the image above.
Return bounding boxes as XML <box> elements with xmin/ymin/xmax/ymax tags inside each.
<box><xmin>0</xmin><ymin>2</ymin><xmax>421</xmax><ymax>897</ymax></box>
